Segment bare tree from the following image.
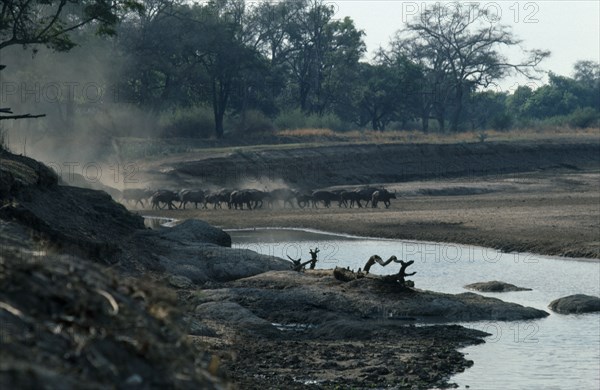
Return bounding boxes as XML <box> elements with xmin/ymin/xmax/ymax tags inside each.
<box><xmin>391</xmin><ymin>3</ymin><xmax>550</xmax><ymax>132</ymax></box>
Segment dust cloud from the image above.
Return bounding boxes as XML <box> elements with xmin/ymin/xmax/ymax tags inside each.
<box><xmin>1</xmin><ymin>41</ymin><xmax>158</xmax><ymax>193</ymax></box>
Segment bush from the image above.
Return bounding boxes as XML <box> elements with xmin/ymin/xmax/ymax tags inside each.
<box><xmin>274</xmin><ymin>109</ymin><xmax>348</xmax><ymax>131</ymax></box>
<box><xmin>568</xmin><ymin>107</ymin><xmax>600</xmax><ymax>128</ymax></box>
<box><xmin>273</xmin><ymin>108</ymin><xmax>306</xmax><ymax>130</ymax></box>
<box><xmin>158</xmin><ymin>105</ymin><xmax>215</xmax><ymax>138</ymax></box>
<box><xmin>231</xmin><ymin>110</ymin><xmax>275</xmax><ymax>136</ymax></box>
<box><xmin>489</xmin><ymin>112</ymin><xmax>514</xmax><ymax>131</ymax></box>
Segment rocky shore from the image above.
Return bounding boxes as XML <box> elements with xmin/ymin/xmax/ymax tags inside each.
<box><xmin>0</xmin><ymin>147</ymin><xmax>584</xmax><ymax>389</ymax></box>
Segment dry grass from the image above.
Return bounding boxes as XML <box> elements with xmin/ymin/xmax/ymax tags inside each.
<box><xmin>120</xmin><ymin>126</ymin><xmax>599</xmax><ymax>164</ymax></box>
<box><xmin>275</xmin><ymin>127</ymin><xmax>600</xmax><ymax>145</ymax></box>
<box><xmin>275</xmin><ymin>128</ymin><xmax>337</xmax><ymax>137</ymax></box>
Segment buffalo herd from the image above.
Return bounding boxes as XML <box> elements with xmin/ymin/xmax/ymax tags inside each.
<box><xmin>121</xmin><ymin>186</ymin><xmax>397</xmax><ymax>211</ymax></box>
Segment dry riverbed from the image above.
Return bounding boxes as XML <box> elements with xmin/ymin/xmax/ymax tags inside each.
<box><xmin>144</xmin><ymin>170</ymin><xmax>600</xmax><ymax>259</ymax></box>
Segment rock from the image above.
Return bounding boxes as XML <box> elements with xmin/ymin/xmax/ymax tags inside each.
<box><xmin>183</xmin><ymin>317</ymin><xmax>217</xmax><ymax>337</ymax></box>
<box><xmin>548</xmin><ymin>294</ymin><xmax>600</xmax><ymax>314</ymax></box>
<box><xmin>464</xmin><ymin>281</ymin><xmax>532</xmax><ymax>292</ymax></box>
<box><xmin>168</xmin><ymin>275</ymin><xmax>193</xmax><ymax>289</ymax></box>
<box><xmin>195</xmin><ymin>301</ymin><xmax>279</xmax><ymax>337</ymax></box>
<box><xmin>156</xmin><ymin>219</ymin><xmax>232</xmax><ymax>247</ymax></box>
<box><xmin>138</xmin><ymin>220</ymin><xmax>290</xmax><ymax>283</ymax></box>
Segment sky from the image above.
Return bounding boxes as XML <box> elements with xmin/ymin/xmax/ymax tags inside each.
<box><xmin>332</xmin><ymin>0</ymin><xmax>600</xmax><ymax>91</ymax></box>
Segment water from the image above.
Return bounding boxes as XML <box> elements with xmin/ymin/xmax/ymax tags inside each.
<box><xmin>229</xmin><ymin>228</ymin><xmax>600</xmax><ymax>390</ymax></box>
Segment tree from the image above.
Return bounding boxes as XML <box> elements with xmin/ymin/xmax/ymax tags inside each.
<box><xmin>277</xmin><ymin>0</ymin><xmax>365</xmax><ymax>114</ymax></box>
<box><xmin>573</xmin><ymin>60</ymin><xmax>600</xmax><ymax>86</ymax></box>
<box><xmin>520</xmin><ymin>71</ymin><xmax>599</xmax><ymax>119</ymax></box>
<box><xmin>0</xmin><ymin>0</ymin><xmax>143</xmax><ymax>51</ymax></box>
<box><xmin>392</xmin><ymin>3</ymin><xmax>549</xmax><ymax>132</ymax></box>
<box><xmin>197</xmin><ymin>0</ymin><xmax>263</xmax><ymax>138</ymax></box>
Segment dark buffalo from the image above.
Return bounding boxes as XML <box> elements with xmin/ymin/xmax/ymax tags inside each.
<box><xmin>151</xmin><ymin>189</ymin><xmax>179</xmax><ymax>210</ymax></box>
<box><xmin>296</xmin><ymin>193</ymin><xmax>315</xmax><ymax>208</ymax></box>
<box><xmin>205</xmin><ymin>189</ymin><xmax>232</xmax><ymax>209</ymax></box>
<box><xmin>205</xmin><ymin>193</ymin><xmax>223</xmax><ymax>209</ymax></box>
<box><xmin>353</xmin><ymin>187</ymin><xmax>382</xmax><ymax>208</ymax></box>
<box><xmin>269</xmin><ymin>188</ymin><xmax>297</xmax><ymax>208</ymax></box>
<box><xmin>122</xmin><ymin>188</ymin><xmax>153</xmax><ymax>208</ymax></box>
<box><xmin>340</xmin><ymin>190</ymin><xmax>363</xmax><ymax>208</ymax></box>
<box><xmin>179</xmin><ymin>189</ymin><xmax>206</xmax><ymax>209</ymax></box>
<box><xmin>371</xmin><ymin>189</ymin><xmax>397</xmax><ymax>208</ymax></box>
<box><xmin>230</xmin><ymin>189</ymin><xmax>269</xmax><ymax>210</ymax></box>
<box><xmin>311</xmin><ymin>190</ymin><xmax>341</xmax><ymax>208</ymax></box>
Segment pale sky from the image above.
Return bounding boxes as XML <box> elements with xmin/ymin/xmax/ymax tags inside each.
<box><xmin>333</xmin><ymin>0</ymin><xmax>600</xmax><ymax>91</ymax></box>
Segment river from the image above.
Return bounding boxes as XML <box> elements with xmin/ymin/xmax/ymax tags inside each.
<box><xmin>229</xmin><ymin>227</ymin><xmax>600</xmax><ymax>390</ymax></box>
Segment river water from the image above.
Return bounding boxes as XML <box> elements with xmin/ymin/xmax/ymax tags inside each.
<box><xmin>229</xmin><ymin>228</ymin><xmax>600</xmax><ymax>390</ymax></box>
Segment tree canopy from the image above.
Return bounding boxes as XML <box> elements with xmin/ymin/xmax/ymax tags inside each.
<box><xmin>3</xmin><ymin>0</ymin><xmax>598</xmax><ymax>136</ymax></box>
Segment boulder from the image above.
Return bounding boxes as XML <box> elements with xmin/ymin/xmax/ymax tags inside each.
<box><xmin>548</xmin><ymin>294</ymin><xmax>600</xmax><ymax>314</ymax></box>
<box><xmin>139</xmin><ymin>221</ymin><xmax>290</xmax><ymax>284</ymax></box>
<box><xmin>156</xmin><ymin>219</ymin><xmax>232</xmax><ymax>247</ymax></box>
<box><xmin>464</xmin><ymin>281</ymin><xmax>532</xmax><ymax>292</ymax></box>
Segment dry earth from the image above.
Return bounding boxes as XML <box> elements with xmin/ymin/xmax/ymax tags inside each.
<box><xmin>144</xmin><ymin>170</ymin><xmax>600</xmax><ymax>259</ymax></box>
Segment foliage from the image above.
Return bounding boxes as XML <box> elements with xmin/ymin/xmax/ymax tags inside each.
<box><xmin>389</xmin><ymin>3</ymin><xmax>549</xmax><ymax>132</ymax></box>
<box><xmin>231</xmin><ymin>110</ymin><xmax>275</xmax><ymax>135</ymax></box>
<box><xmin>158</xmin><ymin>106</ymin><xmax>215</xmax><ymax>138</ymax></box>
<box><xmin>567</xmin><ymin>108</ymin><xmax>600</xmax><ymax>129</ymax></box>
<box><xmin>3</xmin><ymin>0</ymin><xmax>598</xmax><ymax>139</ymax></box>
<box><xmin>0</xmin><ymin>0</ymin><xmax>143</xmax><ymax>51</ymax></box>
<box><xmin>274</xmin><ymin>108</ymin><xmax>346</xmax><ymax>131</ymax></box>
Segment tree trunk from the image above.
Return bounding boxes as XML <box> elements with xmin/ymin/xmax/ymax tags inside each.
<box><xmin>212</xmin><ymin>77</ymin><xmax>229</xmax><ymax>139</ymax></box>
<box><xmin>451</xmin><ymin>85</ymin><xmax>464</xmax><ymax>132</ymax></box>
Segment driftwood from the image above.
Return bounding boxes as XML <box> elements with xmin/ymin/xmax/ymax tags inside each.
<box><xmin>286</xmin><ymin>247</ymin><xmax>320</xmax><ymax>272</ymax></box>
<box><xmin>308</xmin><ymin>248</ymin><xmax>319</xmax><ymax>270</ymax></box>
<box><xmin>333</xmin><ymin>267</ymin><xmax>365</xmax><ymax>282</ymax></box>
<box><xmin>286</xmin><ymin>255</ymin><xmax>313</xmax><ymax>272</ymax></box>
<box><xmin>363</xmin><ymin>255</ymin><xmax>416</xmax><ymax>286</ymax></box>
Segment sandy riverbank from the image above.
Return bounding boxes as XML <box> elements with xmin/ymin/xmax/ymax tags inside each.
<box><xmin>144</xmin><ymin>170</ymin><xmax>600</xmax><ymax>259</ymax></box>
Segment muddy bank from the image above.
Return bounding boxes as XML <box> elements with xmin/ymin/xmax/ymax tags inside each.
<box><xmin>138</xmin><ymin>139</ymin><xmax>600</xmax><ymax>259</ymax></box>
<box><xmin>187</xmin><ymin>269</ymin><xmax>547</xmax><ymax>388</ymax></box>
<box><xmin>0</xmin><ymin>149</ymin><xmax>581</xmax><ymax>389</ymax></box>
<box><xmin>0</xmin><ymin>150</ymin><xmax>230</xmax><ymax>388</ymax></box>
<box><xmin>0</xmin><ymin>221</ymin><xmax>225</xmax><ymax>389</ymax></box>
<box><xmin>160</xmin><ymin>141</ymin><xmax>600</xmax><ymax>189</ymax></box>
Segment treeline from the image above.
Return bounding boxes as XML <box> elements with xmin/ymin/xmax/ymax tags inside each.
<box><xmin>3</xmin><ymin>0</ymin><xmax>599</xmax><ymax>139</ymax></box>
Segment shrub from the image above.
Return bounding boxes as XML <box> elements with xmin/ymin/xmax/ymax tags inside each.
<box><xmin>158</xmin><ymin>105</ymin><xmax>214</xmax><ymax>138</ymax></box>
<box><xmin>273</xmin><ymin>108</ymin><xmax>306</xmax><ymax>130</ymax></box>
<box><xmin>489</xmin><ymin>112</ymin><xmax>514</xmax><ymax>131</ymax></box>
<box><xmin>274</xmin><ymin>109</ymin><xmax>348</xmax><ymax>131</ymax></box>
<box><xmin>568</xmin><ymin>107</ymin><xmax>600</xmax><ymax>128</ymax></box>
<box><xmin>231</xmin><ymin>110</ymin><xmax>275</xmax><ymax>136</ymax></box>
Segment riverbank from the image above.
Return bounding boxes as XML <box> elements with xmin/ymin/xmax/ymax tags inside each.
<box><xmin>2</xmin><ymin>148</ymin><xmax>558</xmax><ymax>389</ymax></box>
<box><xmin>143</xmin><ymin>169</ymin><xmax>600</xmax><ymax>259</ymax></box>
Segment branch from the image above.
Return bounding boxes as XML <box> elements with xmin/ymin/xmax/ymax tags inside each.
<box><xmin>0</xmin><ymin>113</ymin><xmax>46</xmax><ymax>120</ymax></box>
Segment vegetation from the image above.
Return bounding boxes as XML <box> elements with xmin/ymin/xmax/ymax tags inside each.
<box><xmin>1</xmin><ymin>0</ymin><xmax>598</xmax><ymax>140</ymax></box>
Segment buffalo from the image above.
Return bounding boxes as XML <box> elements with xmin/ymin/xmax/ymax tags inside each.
<box><xmin>353</xmin><ymin>187</ymin><xmax>384</xmax><ymax>208</ymax></box>
<box><xmin>371</xmin><ymin>189</ymin><xmax>396</xmax><ymax>208</ymax></box>
<box><xmin>151</xmin><ymin>189</ymin><xmax>179</xmax><ymax>210</ymax></box>
<box><xmin>311</xmin><ymin>190</ymin><xmax>341</xmax><ymax>208</ymax></box>
<box><xmin>179</xmin><ymin>189</ymin><xmax>206</xmax><ymax>209</ymax></box>
<box><xmin>205</xmin><ymin>189</ymin><xmax>232</xmax><ymax>209</ymax></box>
<box><xmin>121</xmin><ymin>188</ymin><xmax>153</xmax><ymax>208</ymax></box>
<box><xmin>230</xmin><ymin>189</ymin><xmax>269</xmax><ymax>210</ymax></box>
<box><xmin>269</xmin><ymin>188</ymin><xmax>297</xmax><ymax>208</ymax></box>
<box><xmin>340</xmin><ymin>190</ymin><xmax>363</xmax><ymax>208</ymax></box>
